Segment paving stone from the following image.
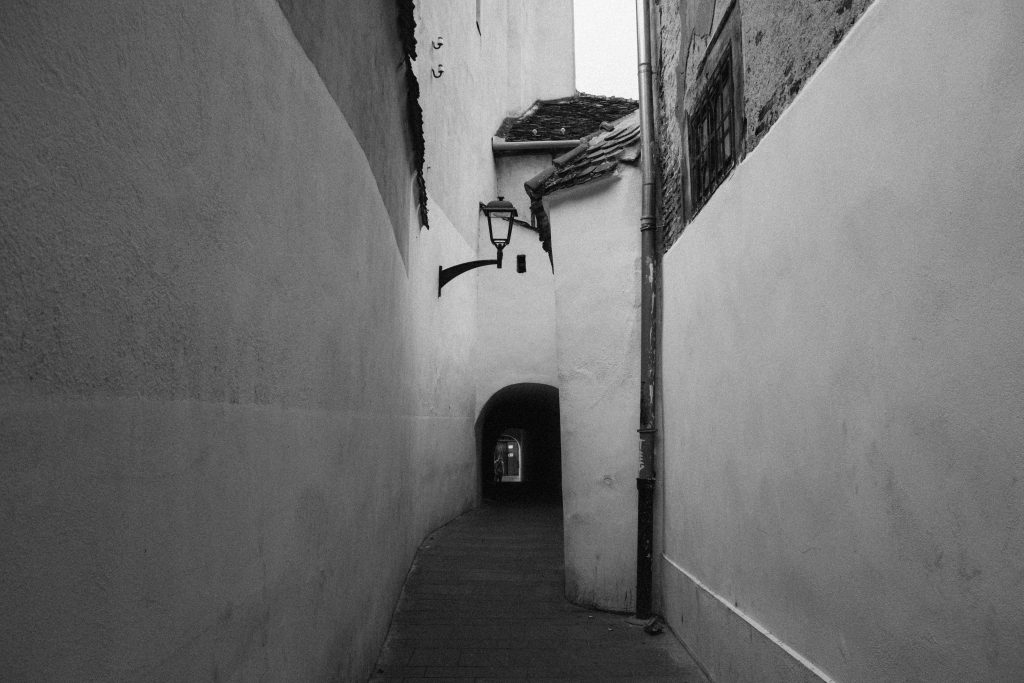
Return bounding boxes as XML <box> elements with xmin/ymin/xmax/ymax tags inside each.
<box><xmin>369</xmin><ymin>502</ymin><xmax>708</xmax><ymax>682</ymax></box>
<box><xmin>409</xmin><ymin>650</ymin><xmax>462</xmax><ymax>667</ymax></box>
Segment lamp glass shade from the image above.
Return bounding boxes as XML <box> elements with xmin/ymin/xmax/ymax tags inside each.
<box><xmin>481</xmin><ymin>197</ymin><xmax>517</xmax><ymax>249</ymax></box>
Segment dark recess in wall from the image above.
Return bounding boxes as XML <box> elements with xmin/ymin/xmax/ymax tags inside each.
<box><xmin>477</xmin><ymin>384</ymin><xmax>562</xmax><ymax>503</ymax></box>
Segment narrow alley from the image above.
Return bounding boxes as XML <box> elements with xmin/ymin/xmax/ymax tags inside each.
<box><xmin>3</xmin><ymin>1</ymin><xmax>1023</xmax><ymax>680</ymax></box>
<box><xmin>371</xmin><ymin>502</ymin><xmax>707</xmax><ymax>682</ymax></box>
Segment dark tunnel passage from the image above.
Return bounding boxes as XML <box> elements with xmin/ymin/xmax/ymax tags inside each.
<box><xmin>476</xmin><ymin>383</ymin><xmax>562</xmax><ymax>503</ymax></box>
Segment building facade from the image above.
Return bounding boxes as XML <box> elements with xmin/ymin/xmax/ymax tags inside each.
<box><xmin>5</xmin><ymin>1</ymin><xmax>1022</xmax><ymax>680</ymax></box>
<box><xmin>653</xmin><ymin>0</ymin><xmax>1024</xmax><ymax>680</ymax></box>
<box><xmin>0</xmin><ymin>1</ymin><xmax>573</xmax><ymax>679</ymax></box>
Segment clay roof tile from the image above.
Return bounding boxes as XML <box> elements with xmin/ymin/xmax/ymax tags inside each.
<box><xmin>496</xmin><ymin>92</ymin><xmax>639</xmax><ymax>142</ymax></box>
<box><xmin>528</xmin><ymin>110</ymin><xmax>642</xmax><ymax>197</ymax></box>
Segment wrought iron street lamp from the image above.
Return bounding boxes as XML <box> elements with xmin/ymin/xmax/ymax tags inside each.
<box><xmin>438</xmin><ymin>197</ymin><xmax>524</xmax><ymax>296</ymax></box>
<box><xmin>481</xmin><ymin>196</ymin><xmax>516</xmax><ymax>262</ymax></box>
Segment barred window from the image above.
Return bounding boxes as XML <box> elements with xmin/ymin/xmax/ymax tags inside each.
<box><xmin>688</xmin><ymin>49</ymin><xmax>736</xmax><ymax>214</ymax></box>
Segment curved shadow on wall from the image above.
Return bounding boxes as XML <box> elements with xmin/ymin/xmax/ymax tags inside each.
<box><xmin>476</xmin><ymin>383</ymin><xmax>561</xmax><ymax>503</ymax></box>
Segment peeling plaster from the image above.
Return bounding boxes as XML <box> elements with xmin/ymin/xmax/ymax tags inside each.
<box><xmin>656</xmin><ymin>0</ymin><xmax>875</xmax><ymax>251</ymax></box>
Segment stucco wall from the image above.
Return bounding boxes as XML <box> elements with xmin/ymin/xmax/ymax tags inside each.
<box><xmin>472</xmin><ymin>153</ymin><xmax>561</xmax><ymax>414</ymax></box>
<box><xmin>548</xmin><ymin>172</ymin><xmax>642</xmax><ymax>611</ymax></box>
<box><xmin>0</xmin><ymin>1</ymin><xmax>477</xmax><ymax>679</ymax></box>
<box><xmin>496</xmin><ymin>153</ymin><xmax>556</xmax><ymax>232</ymax></box>
<box><xmin>473</xmin><ymin>220</ymin><xmax>559</xmax><ymax>415</ymax></box>
<box><xmin>413</xmin><ymin>1</ymin><xmax>572</xmax><ymax>435</ymax></box>
<box><xmin>275</xmin><ymin>0</ymin><xmax>417</xmax><ymax>260</ymax></box>
<box><xmin>658</xmin><ymin>1</ymin><xmax>1024</xmax><ymax>680</ymax></box>
<box><xmin>414</xmin><ymin>0</ymin><xmax>575</xmax><ymax>247</ymax></box>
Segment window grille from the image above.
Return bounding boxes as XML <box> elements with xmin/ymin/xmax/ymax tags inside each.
<box><xmin>688</xmin><ymin>49</ymin><xmax>736</xmax><ymax>214</ymax></box>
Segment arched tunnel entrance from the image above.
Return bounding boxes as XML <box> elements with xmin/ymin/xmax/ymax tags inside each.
<box><xmin>476</xmin><ymin>383</ymin><xmax>561</xmax><ymax>502</ymax></box>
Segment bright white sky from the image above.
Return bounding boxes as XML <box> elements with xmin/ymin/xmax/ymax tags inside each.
<box><xmin>573</xmin><ymin>0</ymin><xmax>639</xmax><ymax>99</ymax></box>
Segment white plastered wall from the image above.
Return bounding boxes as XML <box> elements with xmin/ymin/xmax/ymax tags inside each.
<box><xmin>0</xmin><ymin>1</ymin><xmax>477</xmax><ymax>680</ymax></box>
<box><xmin>414</xmin><ymin>1</ymin><xmax>573</xmax><ymax>419</ymax></box>
<box><xmin>474</xmin><ymin>153</ymin><xmax>561</xmax><ymax>413</ymax></box>
<box><xmin>548</xmin><ymin>170</ymin><xmax>642</xmax><ymax>611</ymax></box>
<box><xmin>414</xmin><ymin>0</ymin><xmax>575</xmax><ymax>247</ymax></box>
<box><xmin>659</xmin><ymin>1</ymin><xmax>1024</xmax><ymax>680</ymax></box>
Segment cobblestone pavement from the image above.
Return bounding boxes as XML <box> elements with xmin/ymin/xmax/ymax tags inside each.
<box><xmin>369</xmin><ymin>501</ymin><xmax>709</xmax><ymax>682</ymax></box>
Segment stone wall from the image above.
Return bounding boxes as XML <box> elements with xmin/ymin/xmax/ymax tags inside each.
<box><xmin>654</xmin><ymin>0</ymin><xmax>686</xmax><ymax>249</ymax></box>
<box><xmin>742</xmin><ymin>0</ymin><xmax>873</xmax><ymax>150</ymax></box>
<box><xmin>655</xmin><ymin>0</ymin><xmax>872</xmax><ymax>250</ymax></box>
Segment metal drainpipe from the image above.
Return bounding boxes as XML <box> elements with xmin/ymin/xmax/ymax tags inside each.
<box><xmin>491</xmin><ymin>138</ymin><xmax>582</xmax><ymax>153</ymax></box>
<box><xmin>634</xmin><ymin>0</ymin><xmax>657</xmax><ymax>622</ymax></box>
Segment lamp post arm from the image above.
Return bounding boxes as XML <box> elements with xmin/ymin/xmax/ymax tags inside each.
<box><xmin>438</xmin><ymin>257</ymin><xmax>500</xmax><ymax>296</ymax></box>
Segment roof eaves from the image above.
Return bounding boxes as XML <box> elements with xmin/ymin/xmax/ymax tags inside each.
<box><xmin>524</xmin><ymin>167</ymin><xmax>557</xmax><ymax>196</ymax></box>
<box><xmin>492</xmin><ymin>137</ymin><xmax>583</xmax><ymax>154</ymax></box>
<box><xmin>531</xmin><ymin>110</ymin><xmax>642</xmax><ymax>197</ymax></box>
<box><xmin>551</xmin><ymin>141</ymin><xmax>589</xmax><ymax>168</ymax></box>
<box><xmin>497</xmin><ymin>92</ymin><xmax>640</xmax><ymax>142</ymax></box>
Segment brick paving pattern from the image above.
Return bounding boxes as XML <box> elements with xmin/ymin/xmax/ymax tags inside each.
<box><xmin>370</xmin><ymin>501</ymin><xmax>709</xmax><ymax>682</ymax></box>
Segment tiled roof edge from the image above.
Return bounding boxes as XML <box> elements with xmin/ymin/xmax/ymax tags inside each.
<box><xmin>529</xmin><ymin>110</ymin><xmax>641</xmax><ymax>198</ymax></box>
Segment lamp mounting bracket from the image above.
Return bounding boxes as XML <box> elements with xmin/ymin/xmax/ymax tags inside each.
<box><xmin>438</xmin><ymin>256</ymin><xmax>500</xmax><ymax>297</ymax></box>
